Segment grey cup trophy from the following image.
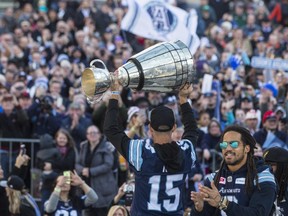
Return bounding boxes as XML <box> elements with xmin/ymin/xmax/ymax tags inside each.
<box><xmin>81</xmin><ymin>40</ymin><xmax>195</xmax><ymax>103</ymax></box>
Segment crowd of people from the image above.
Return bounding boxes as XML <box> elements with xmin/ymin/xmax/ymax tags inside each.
<box><xmin>0</xmin><ymin>0</ymin><xmax>288</xmax><ymax>215</ymax></box>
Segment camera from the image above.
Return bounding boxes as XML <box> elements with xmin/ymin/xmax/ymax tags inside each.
<box><xmin>123</xmin><ymin>182</ymin><xmax>135</xmax><ymax>193</ymax></box>
<box><xmin>40</xmin><ymin>95</ymin><xmax>54</xmax><ymax>112</ymax></box>
<box><xmin>124</xmin><ymin>181</ymin><xmax>135</xmax><ymax>206</ymax></box>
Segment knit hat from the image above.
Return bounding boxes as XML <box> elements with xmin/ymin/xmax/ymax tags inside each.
<box><xmin>150</xmin><ymin>106</ymin><xmax>175</xmax><ymax>132</ymax></box>
<box><xmin>127</xmin><ymin>106</ymin><xmax>140</xmax><ymax>122</ymax></box>
<box><xmin>245</xmin><ymin>109</ymin><xmax>257</xmax><ymax>120</ymax></box>
<box><xmin>263</xmin><ymin>83</ymin><xmax>278</xmax><ymax>98</ymax></box>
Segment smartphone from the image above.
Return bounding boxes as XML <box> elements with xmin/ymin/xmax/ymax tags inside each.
<box><xmin>20</xmin><ymin>144</ymin><xmax>26</xmax><ymax>156</ymax></box>
<box><xmin>63</xmin><ymin>171</ymin><xmax>71</xmax><ymax>184</ymax></box>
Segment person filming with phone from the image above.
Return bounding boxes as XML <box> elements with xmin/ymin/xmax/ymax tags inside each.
<box><xmin>44</xmin><ymin>170</ymin><xmax>98</xmax><ymax>216</ymax></box>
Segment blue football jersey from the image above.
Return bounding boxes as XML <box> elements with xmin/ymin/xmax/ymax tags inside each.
<box><xmin>46</xmin><ymin>196</ymin><xmax>86</xmax><ymax>216</ymax></box>
<box><xmin>127</xmin><ymin>138</ymin><xmax>196</xmax><ymax>215</ymax></box>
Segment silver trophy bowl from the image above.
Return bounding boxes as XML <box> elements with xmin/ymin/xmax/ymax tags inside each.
<box><xmin>81</xmin><ymin>40</ymin><xmax>195</xmax><ymax>103</ymax></box>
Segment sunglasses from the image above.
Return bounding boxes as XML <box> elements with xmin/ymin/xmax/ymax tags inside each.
<box><xmin>219</xmin><ymin>141</ymin><xmax>240</xmax><ymax>149</ymax></box>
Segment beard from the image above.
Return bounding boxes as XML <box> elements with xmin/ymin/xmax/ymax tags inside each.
<box><xmin>224</xmin><ymin>150</ymin><xmax>246</xmax><ymax>166</ymax></box>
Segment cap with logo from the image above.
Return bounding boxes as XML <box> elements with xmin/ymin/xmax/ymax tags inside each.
<box><xmin>263</xmin><ymin>147</ymin><xmax>288</xmax><ymax>163</ymax></box>
<box><xmin>0</xmin><ymin>175</ymin><xmax>25</xmax><ymax>191</ymax></box>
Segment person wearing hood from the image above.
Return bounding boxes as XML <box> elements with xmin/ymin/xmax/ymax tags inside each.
<box><xmin>191</xmin><ymin>125</ymin><xmax>276</xmax><ymax>216</ymax></box>
<box><xmin>264</xmin><ymin>147</ymin><xmax>288</xmax><ymax>215</ymax></box>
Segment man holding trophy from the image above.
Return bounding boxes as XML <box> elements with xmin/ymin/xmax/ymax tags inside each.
<box><xmin>82</xmin><ymin>40</ymin><xmax>199</xmax><ymax>215</ymax></box>
<box><xmin>82</xmin><ymin>41</ymin><xmax>198</xmax><ymax>216</ymax></box>
<box><xmin>104</xmin><ymin>79</ymin><xmax>198</xmax><ymax>215</ymax></box>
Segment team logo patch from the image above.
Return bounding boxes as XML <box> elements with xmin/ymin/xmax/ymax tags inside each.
<box><xmin>145</xmin><ymin>2</ymin><xmax>177</xmax><ymax>34</ymax></box>
<box><xmin>219</xmin><ymin>177</ymin><xmax>226</xmax><ymax>184</ymax></box>
<box><xmin>235</xmin><ymin>178</ymin><xmax>245</xmax><ymax>184</ymax></box>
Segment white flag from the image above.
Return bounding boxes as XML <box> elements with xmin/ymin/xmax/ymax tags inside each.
<box><xmin>121</xmin><ymin>0</ymin><xmax>200</xmax><ymax>55</ymax></box>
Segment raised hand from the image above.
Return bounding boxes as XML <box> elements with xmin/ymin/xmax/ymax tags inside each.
<box><xmin>56</xmin><ymin>175</ymin><xmax>68</xmax><ymax>187</ymax></box>
<box><xmin>15</xmin><ymin>150</ymin><xmax>30</xmax><ymax>168</ymax></box>
<box><xmin>71</xmin><ymin>170</ymin><xmax>84</xmax><ymax>187</ymax></box>
<box><xmin>179</xmin><ymin>83</ymin><xmax>193</xmax><ymax>104</ymax></box>
<box><xmin>110</xmin><ymin>70</ymin><xmax>121</xmax><ymax>92</ymax></box>
<box><xmin>179</xmin><ymin>83</ymin><xmax>193</xmax><ymax>98</ymax></box>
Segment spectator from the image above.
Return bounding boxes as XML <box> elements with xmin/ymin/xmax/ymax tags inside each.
<box><xmin>76</xmin><ymin>125</ymin><xmax>118</xmax><ymax>216</ymax></box>
<box><xmin>263</xmin><ymin>147</ymin><xmax>288</xmax><ymax>215</ymax></box>
<box><xmin>108</xmin><ymin>205</ymin><xmax>129</xmax><ymax>216</ymax></box>
<box><xmin>1</xmin><ymin>175</ymin><xmax>41</xmax><ymax>216</ymax></box>
<box><xmin>74</xmin><ymin>0</ymin><xmax>97</xmax><ymax>30</ymax></box>
<box><xmin>0</xmin><ymin>94</ymin><xmax>30</xmax><ymax>177</ymax></box>
<box><xmin>191</xmin><ymin>125</ymin><xmax>276</xmax><ymax>216</ymax></box>
<box><xmin>125</xmin><ymin>106</ymin><xmax>147</xmax><ymax>139</ymax></box>
<box><xmin>201</xmin><ymin>119</ymin><xmax>222</xmax><ymax>173</ymax></box>
<box><xmin>44</xmin><ymin>171</ymin><xmax>98</xmax><ymax>215</ymax></box>
<box><xmin>0</xmin><ymin>148</ymin><xmax>30</xmax><ymax>216</ymax></box>
<box><xmin>61</xmin><ymin>102</ymin><xmax>93</xmax><ymax>150</ymax></box>
<box><xmin>243</xmin><ymin>14</ymin><xmax>261</xmax><ymax>39</ymax></box>
<box><xmin>244</xmin><ymin>109</ymin><xmax>259</xmax><ymax>135</ymax></box>
<box><xmin>36</xmin><ymin>133</ymin><xmax>60</xmax><ymax>212</ymax></box>
<box><xmin>38</xmin><ymin>129</ymin><xmax>77</xmax><ymax>208</ymax></box>
<box><xmin>104</xmin><ymin>82</ymin><xmax>198</xmax><ymax>215</ymax></box>
<box><xmin>254</xmin><ymin>110</ymin><xmax>287</xmax><ymax>150</ymax></box>
<box><xmin>43</xmin><ymin>129</ymin><xmax>77</xmax><ymax>177</ymax></box>
<box><xmin>49</xmin><ymin>79</ymin><xmax>67</xmax><ymax>114</ymax></box>
<box><xmin>57</xmin><ymin>0</ymin><xmax>74</xmax><ymax>21</ymax></box>
<box><xmin>164</xmin><ymin>95</ymin><xmax>182</xmax><ymax>128</ymax></box>
<box><xmin>233</xmin><ymin>1</ymin><xmax>247</xmax><ymax>28</ymax></box>
<box><xmin>28</xmin><ymin>94</ymin><xmax>61</xmax><ymax>138</ymax></box>
<box><xmin>18</xmin><ymin>91</ymin><xmax>32</xmax><ymax>111</ymax></box>
<box><xmin>197</xmin><ymin>110</ymin><xmax>211</xmax><ymax>134</ymax></box>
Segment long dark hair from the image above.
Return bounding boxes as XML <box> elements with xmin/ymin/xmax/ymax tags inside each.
<box><xmin>275</xmin><ymin>163</ymin><xmax>288</xmax><ymax>202</ymax></box>
<box><xmin>55</xmin><ymin>128</ymin><xmax>76</xmax><ymax>149</ymax></box>
<box><xmin>214</xmin><ymin>125</ymin><xmax>260</xmax><ymax>194</ymax></box>
<box><xmin>53</xmin><ymin>173</ymin><xmax>81</xmax><ymax>206</ymax></box>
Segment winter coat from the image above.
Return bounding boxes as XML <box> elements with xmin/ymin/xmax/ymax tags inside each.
<box><xmin>76</xmin><ymin>137</ymin><xmax>117</xmax><ymax>208</ymax></box>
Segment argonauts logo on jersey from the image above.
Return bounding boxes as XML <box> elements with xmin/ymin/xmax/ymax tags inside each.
<box><xmin>145</xmin><ymin>2</ymin><xmax>177</xmax><ymax>35</ymax></box>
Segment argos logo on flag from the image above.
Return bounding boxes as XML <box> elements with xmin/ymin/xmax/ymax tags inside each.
<box><xmin>145</xmin><ymin>2</ymin><xmax>177</xmax><ymax>34</ymax></box>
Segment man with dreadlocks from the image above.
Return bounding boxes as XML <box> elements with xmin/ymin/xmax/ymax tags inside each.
<box><xmin>191</xmin><ymin>125</ymin><xmax>276</xmax><ymax>216</ymax></box>
<box><xmin>264</xmin><ymin>147</ymin><xmax>288</xmax><ymax>215</ymax></box>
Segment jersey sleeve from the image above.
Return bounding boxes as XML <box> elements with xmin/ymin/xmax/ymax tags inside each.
<box><xmin>127</xmin><ymin>139</ymin><xmax>144</xmax><ymax>171</ymax></box>
<box><xmin>178</xmin><ymin>139</ymin><xmax>197</xmax><ymax>170</ymax></box>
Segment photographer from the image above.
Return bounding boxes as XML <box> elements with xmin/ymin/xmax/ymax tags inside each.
<box><xmin>112</xmin><ymin>179</ymin><xmax>135</xmax><ymax>212</ymax></box>
<box><xmin>28</xmin><ymin>94</ymin><xmax>61</xmax><ymax>138</ymax></box>
<box><xmin>44</xmin><ymin>171</ymin><xmax>98</xmax><ymax>216</ymax></box>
